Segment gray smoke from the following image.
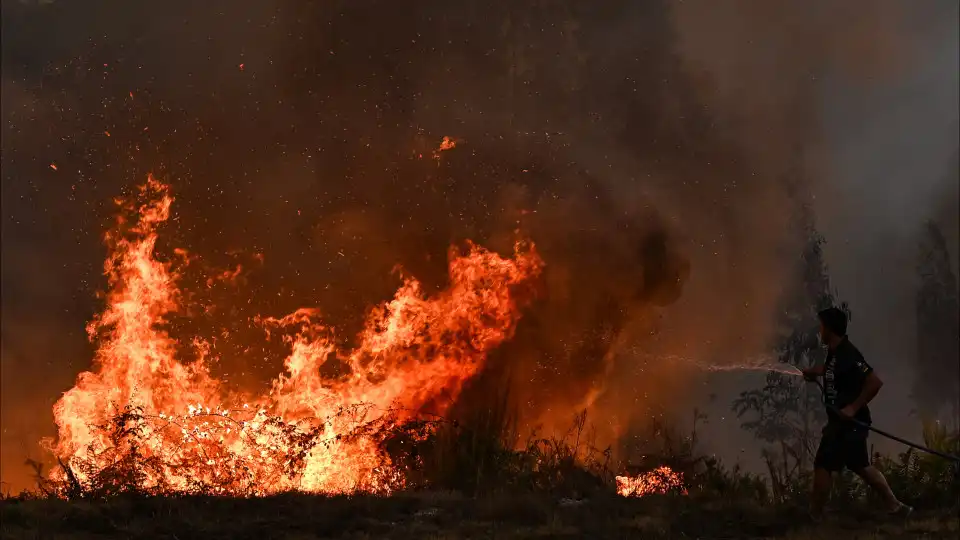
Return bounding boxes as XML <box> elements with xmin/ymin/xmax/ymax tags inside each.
<box><xmin>814</xmin><ymin>1</ymin><xmax>959</xmax><ymax>447</ymax></box>
<box><xmin>665</xmin><ymin>0</ymin><xmax>959</xmax><ymax>463</ymax></box>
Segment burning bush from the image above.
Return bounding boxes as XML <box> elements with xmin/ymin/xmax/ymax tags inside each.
<box><xmin>44</xmin><ymin>176</ymin><xmax>546</xmax><ymax>497</ymax></box>
<box><xmin>43</xmin><ymin>400</ymin><xmax>687</xmax><ymax>501</ymax></box>
<box><xmin>616</xmin><ymin>467</ymin><xmax>686</xmax><ymax>497</ymax></box>
<box><xmin>43</xmin><ymin>404</ymin><xmax>435</xmax><ymax>498</ymax></box>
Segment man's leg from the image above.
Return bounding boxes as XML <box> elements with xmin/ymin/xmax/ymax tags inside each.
<box><xmin>811</xmin><ymin>431</ymin><xmax>839</xmax><ymax>518</ymax></box>
<box><xmin>847</xmin><ymin>434</ymin><xmax>910</xmax><ymax>514</ymax></box>
<box><xmin>811</xmin><ymin>467</ymin><xmax>832</xmax><ymax>517</ymax></box>
<box><xmin>852</xmin><ymin>466</ymin><xmax>909</xmax><ymax>513</ymax></box>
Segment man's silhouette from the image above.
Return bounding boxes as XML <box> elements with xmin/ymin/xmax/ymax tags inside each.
<box><xmin>802</xmin><ymin>307</ymin><xmax>912</xmax><ymax>520</ymax></box>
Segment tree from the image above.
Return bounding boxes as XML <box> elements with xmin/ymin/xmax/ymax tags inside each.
<box><xmin>732</xmin><ymin>228</ymin><xmax>847</xmax><ymax>501</ymax></box>
<box><xmin>914</xmin><ymin>220</ymin><xmax>960</xmax><ymax>424</ymax></box>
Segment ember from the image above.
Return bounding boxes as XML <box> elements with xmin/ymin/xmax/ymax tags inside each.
<box><xmin>432</xmin><ymin>136</ymin><xmax>458</xmax><ymax>159</ymax></box>
<box><xmin>615</xmin><ymin>466</ymin><xmax>686</xmax><ymax>497</ymax></box>
<box><xmin>46</xmin><ymin>175</ymin><xmax>543</xmax><ymax>496</ymax></box>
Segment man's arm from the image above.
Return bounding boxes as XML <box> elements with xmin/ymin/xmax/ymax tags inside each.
<box><xmin>840</xmin><ymin>370</ymin><xmax>883</xmax><ymax>418</ymax></box>
<box><xmin>802</xmin><ymin>364</ymin><xmax>825</xmax><ymax>380</ymax></box>
<box><xmin>846</xmin><ymin>371</ymin><xmax>883</xmax><ymax>414</ymax></box>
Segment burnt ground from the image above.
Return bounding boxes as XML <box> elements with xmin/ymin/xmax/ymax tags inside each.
<box><xmin>1</xmin><ymin>492</ymin><xmax>956</xmax><ymax>540</ymax></box>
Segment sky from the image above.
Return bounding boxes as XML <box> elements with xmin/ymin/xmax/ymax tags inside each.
<box><xmin>1</xmin><ymin>0</ymin><xmax>957</xmax><ymax>492</ymax></box>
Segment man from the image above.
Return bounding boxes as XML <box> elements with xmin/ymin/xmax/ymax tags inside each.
<box><xmin>802</xmin><ymin>307</ymin><xmax>912</xmax><ymax>520</ymax></box>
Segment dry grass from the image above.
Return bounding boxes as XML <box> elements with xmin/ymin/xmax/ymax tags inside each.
<box><xmin>776</xmin><ymin>515</ymin><xmax>959</xmax><ymax>540</ymax></box>
<box><xmin>2</xmin><ymin>491</ymin><xmax>956</xmax><ymax>540</ymax></box>
<box><xmin>8</xmin><ymin>399</ymin><xmax>956</xmax><ymax>538</ymax></box>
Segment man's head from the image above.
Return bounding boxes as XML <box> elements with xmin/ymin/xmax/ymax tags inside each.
<box><xmin>818</xmin><ymin>307</ymin><xmax>847</xmax><ymax>344</ymax></box>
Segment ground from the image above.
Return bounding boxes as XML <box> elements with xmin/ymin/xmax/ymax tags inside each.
<box><xmin>1</xmin><ymin>492</ymin><xmax>956</xmax><ymax>540</ymax></box>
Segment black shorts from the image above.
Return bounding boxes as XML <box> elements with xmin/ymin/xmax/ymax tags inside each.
<box><xmin>814</xmin><ymin>423</ymin><xmax>870</xmax><ymax>472</ymax></box>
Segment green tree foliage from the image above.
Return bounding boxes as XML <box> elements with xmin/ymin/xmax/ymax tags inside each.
<box><xmin>732</xmin><ymin>229</ymin><xmax>848</xmax><ymax>500</ymax></box>
<box><xmin>914</xmin><ymin>220</ymin><xmax>960</xmax><ymax>423</ymax></box>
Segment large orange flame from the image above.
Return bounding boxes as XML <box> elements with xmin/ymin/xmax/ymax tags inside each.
<box><xmin>48</xmin><ymin>174</ymin><xmax>542</xmax><ymax>495</ymax></box>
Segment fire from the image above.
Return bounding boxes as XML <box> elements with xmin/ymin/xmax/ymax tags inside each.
<box><xmin>47</xmin><ymin>174</ymin><xmax>542</xmax><ymax>496</ymax></box>
<box><xmin>432</xmin><ymin>136</ymin><xmax>458</xmax><ymax>159</ymax></box>
<box><xmin>615</xmin><ymin>467</ymin><xmax>686</xmax><ymax>497</ymax></box>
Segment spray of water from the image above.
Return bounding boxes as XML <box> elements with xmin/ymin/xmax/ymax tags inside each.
<box><xmin>685</xmin><ymin>358</ymin><xmax>804</xmax><ymax>377</ymax></box>
<box><xmin>631</xmin><ymin>348</ymin><xmax>804</xmax><ymax>376</ymax></box>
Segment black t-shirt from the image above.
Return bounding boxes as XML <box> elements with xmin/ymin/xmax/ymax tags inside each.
<box><xmin>823</xmin><ymin>337</ymin><xmax>874</xmax><ymax>426</ymax></box>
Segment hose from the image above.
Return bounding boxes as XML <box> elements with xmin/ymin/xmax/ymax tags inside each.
<box><xmin>810</xmin><ymin>379</ymin><xmax>960</xmax><ymax>463</ymax></box>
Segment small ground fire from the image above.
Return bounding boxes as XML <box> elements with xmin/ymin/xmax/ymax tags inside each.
<box><xmin>615</xmin><ymin>467</ymin><xmax>687</xmax><ymax>498</ymax></box>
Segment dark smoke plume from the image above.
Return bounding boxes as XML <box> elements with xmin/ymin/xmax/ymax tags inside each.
<box><xmin>1</xmin><ymin>0</ymin><xmax>943</xmax><ymax>490</ymax></box>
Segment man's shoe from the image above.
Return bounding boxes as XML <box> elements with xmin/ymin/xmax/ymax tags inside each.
<box><xmin>888</xmin><ymin>504</ymin><xmax>913</xmax><ymax>519</ymax></box>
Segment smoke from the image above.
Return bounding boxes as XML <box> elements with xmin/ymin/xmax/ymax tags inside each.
<box><xmin>1</xmin><ymin>0</ymin><xmax>953</xmax><ymax>490</ymax></box>
<box><xmin>812</xmin><ymin>1</ymin><xmax>960</xmax><ymax>441</ymax></box>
